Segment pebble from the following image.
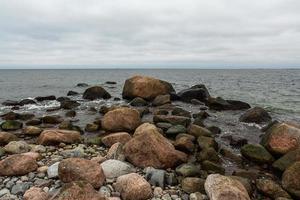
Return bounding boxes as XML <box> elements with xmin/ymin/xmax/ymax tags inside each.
<box><xmin>47</xmin><ymin>162</ymin><xmax>60</xmax><ymax>178</ymax></box>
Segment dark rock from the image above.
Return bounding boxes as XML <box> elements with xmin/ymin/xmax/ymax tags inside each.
<box><xmin>188</xmin><ymin>124</ymin><xmax>212</xmax><ymax>137</ymax></box>
<box><xmin>256</xmin><ymin>178</ymin><xmax>291</xmax><ymax>199</ymax></box>
<box><xmin>241</xmin><ymin>144</ymin><xmax>274</xmax><ymax>164</ymax></box>
<box><xmin>166</xmin><ymin>125</ymin><xmax>187</xmax><ymax>135</ymax></box>
<box><xmin>105</xmin><ymin>81</ymin><xmax>116</xmax><ymax>84</ymax></box>
<box><xmin>153</xmin><ymin>115</ymin><xmax>191</xmax><ymax>126</ymax></box>
<box><xmin>192</xmin><ymin>111</ymin><xmax>209</xmax><ymax>119</ymax></box>
<box><xmin>35</xmin><ymin>95</ymin><xmax>56</xmax><ymax>102</ymax></box>
<box><xmin>85</xmin><ymin>123</ymin><xmax>99</xmax><ymax>132</ymax></box>
<box><xmin>19</xmin><ymin>99</ymin><xmax>36</xmax><ymax>106</ymax></box>
<box><xmin>202</xmin><ymin>160</ymin><xmax>225</xmax><ymax>174</ymax></box>
<box><xmin>197</xmin><ymin>147</ymin><xmax>220</xmax><ymax>163</ymax></box>
<box><xmin>272</xmin><ymin>148</ymin><xmax>300</xmax><ymax>171</ymax></box>
<box><xmin>65</xmin><ymin>110</ymin><xmax>76</xmax><ymax>118</ymax></box>
<box><xmin>208</xmin><ymin>126</ymin><xmax>221</xmax><ymax>135</ymax></box>
<box><xmin>152</xmin><ymin>94</ymin><xmax>171</xmax><ymax>106</ymax></box>
<box><xmin>76</xmin><ymin>83</ymin><xmax>89</xmax><ymax>87</ymax></box>
<box><xmin>176</xmin><ymin>163</ymin><xmax>201</xmax><ymax>177</ymax></box>
<box><xmin>0</xmin><ymin>131</ymin><xmax>18</xmax><ymax>145</ymax></box>
<box><xmin>282</xmin><ymin>161</ymin><xmax>300</xmax><ymax>198</ymax></box>
<box><xmin>56</xmin><ymin>96</ymin><xmax>71</xmax><ymax>102</ymax></box>
<box><xmin>156</xmin><ymin>122</ymin><xmax>173</xmax><ymax>131</ymax></box>
<box><xmin>26</xmin><ymin>119</ymin><xmax>42</xmax><ymax>126</ymax></box>
<box><xmin>129</xmin><ymin>97</ymin><xmax>148</xmax><ymax>107</ymax></box>
<box><xmin>171</xmin><ymin>107</ymin><xmax>191</xmax><ymax>118</ymax></box>
<box><xmin>182</xmin><ymin>177</ymin><xmax>205</xmax><ymax>194</ymax></box>
<box><xmin>2</xmin><ymin>100</ymin><xmax>20</xmax><ymax>106</ymax></box>
<box><xmin>178</xmin><ymin>85</ymin><xmax>210</xmax><ymax>102</ymax></box>
<box><xmin>67</xmin><ymin>90</ymin><xmax>79</xmax><ymax>96</ymax></box>
<box><xmin>145</xmin><ymin>167</ymin><xmax>166</xmax><ymax>188</ymax></box>
<box><xmin>239</xmin><ymin>107</ymin><xmax>272</xmax><ymax>124</ymax></box>
<box><xmin>1</xmin><ymin>111</ymin><xmax>19</xmax><ymax>120</ymax></box>
<box><xmin>207</xmin><ymin>97</ymin><xmax>250</xmax><ymax>111</ymax></box>
<box><xmin>1</xmin><ymin>120</ymin><xmax>23</xmax><ymax>131</ymax></box>
<box><xmin>41</xmin><ymin>115</ymin><xmax>62</xmax><ymax>124</ymax></box>
<box><xmin>174</xmin><ymin>136</ymin><xmax>195</xmax><ymax>153</ymax></box>
<box><xmin>60</xmin><ymin>100</ymin><xmax>80</xmax><ymax>110</ymax></box>
<box><xmin>83</xmin><ymin>86</ymin><xmax>111</xmax><ymax>100</ymax></box>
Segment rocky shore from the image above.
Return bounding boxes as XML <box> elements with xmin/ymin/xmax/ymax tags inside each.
<box><xmin>0</xmin><ymin>75</ymin><xmax>299</xmax><ymax>200</ymax></box>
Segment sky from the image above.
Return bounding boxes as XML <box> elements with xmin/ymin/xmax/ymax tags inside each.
<box><xmin>0</xmin><ymin>0</ymin><xmax>300</xmax><ymax>69</ymax></box>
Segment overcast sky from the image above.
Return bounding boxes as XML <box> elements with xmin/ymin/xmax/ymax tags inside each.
<box><xmin>0</xmin><ymin>0</ymin><xmax>300</xmax><ymax>68</ymax></box>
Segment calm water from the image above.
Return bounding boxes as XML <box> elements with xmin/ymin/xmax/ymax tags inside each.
<box><xmin>0</xmin><ymin>69</ymin><xmax>299</xmax><ymax>122</ymax></box>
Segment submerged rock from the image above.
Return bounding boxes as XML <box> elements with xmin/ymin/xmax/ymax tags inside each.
<box><xmin>35</xmin><ymin>95</ymin><xmax>56</xmax><ymax>101</ymax></box>
<box><xmin>239</xmin><ymin>107</ymin><xmax>271</xmax><ymax>124</ymax></box>
<box><xmin>122</xmin><ymin>75</ymin><xmax>175</xmax><ymax>100</ymax></box>
<box><xmin>83</xmin><ymin>86</ymin><xmax>111</xmax><ymax>100</ymax></box>
<box><xmin>60</xmin><ymin>100</ymin><xmax>80</xmax><ymax>109</ymax></box>
<box><xmin>19</xmin><ymin>99</ymin><xmax>36</xmax><ymax>106</ymax></box>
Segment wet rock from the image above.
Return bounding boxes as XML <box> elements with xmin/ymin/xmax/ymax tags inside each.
<box><xmin>83</xmin><ymin>86</ymin><xmax>111</xmax><ymax>100</ymax></box>
<box><xmin>102</xmin><ymin>132</ymin><xmax>132</xmax><ymax>147</ymax></box>
<box><xmin>282</xmin><ymin>161</ymin><xmax>300</xmax><ymax>198</ymax></box>
<box><xmin>47</xmin><ymin>162</ymin><xmax>60</xmax><ymax>178</ymax></box>
<box><xmin>2</xmin><ymin>100</ymin><xmax>20</xmax><ymax>106</ymax></box>
<box><xmin>225</xmin><ymin>135</ymin><xmax>248</xmax><ymax>148</ymax></box>
<box><xmin>1</xmin><ymin>111</ymin><xmax>19</xmax><ymax>120</ymax></box>
<box><xmin>84</xmin><ymin>136</ymin><xmax>102</xmax><ymax>145</ymax></box>
<box><xmin>207</xmin><ymin>97</ymin><xmax>250</xmax><ymax>111</ymax></box>
<box><xmin>106</xmin><ymin>81</ymin><xmax>117</xmax><ymax>84</ymax></box>
<box><xmin>256</xmin><ymin>178</ymin><xmax>291</xmax><ymax>199</ymax></box>
<box><xmin>56</xmin><ymin>96</ymin><xmax>71</xmax><ymax>102</ymax></box>
<box><xmin>115</xmin><ymin>173</ymin><xmax>153</xmax><ymax>200</ymax></box>
<box><xmin>85</xmin><ymin>123</ymin><xmax>100</xmax><ymax>132</ymax></box>
<box><xmin>177</xmin><ymin>85</ymin><xmax>210</xmax><ymax>102</ymax></box>
<box><xmin>60</xmin><ymin>100</ymin><xmax>80</xmax><ymax>109</ymax></box>
<box><xmin>101</xmin><ymin>107</ymin><xmax>141</xmax><ymax>132</ymax></box>
<box><xmin>153</xmin><ymin>115</ymin><xmax>191</xmax><ymax>126</ymax></box>
<box><xmin>232</xmin><ymin>169</ymin><xmax>260</xmax><ymax>181</ymax></box>
<box><xmin>19</xmin><ymin>99</ymin><xmax>36</xmax><ymax>106</ymax></box>
<box><xmin>122</xmin><ymin>75</ymin><xmax>175</xmax><ymax>100</ymax></box>
<box><xmin>174</xmin><ymin>136</ymin><xmax>195</xmax><ymax>153</ymax></box>
<box><xmin>129</xmin><ymin>97</ymin><xmax>148</xmax><ymax>106</ymax></box>
<box><xmin>53</xmin><ymin>181</ymin><xmax>106</xmax><ymax>200</ymax></box>
<box><xmin>26</xmin><ymin>119</ymin><xmax>42</xmax><ymax>126</ymax></box>
<box><xmin>35</xmin><ymin>95</ymin><xmax>56</xmax><ymax>101</ymax></box>
<box><xmin>171</xmin><ymin>107</ymin><xmax>191</xmax><ymax>118</ymax></box>
<box><xmin>193</xmin><ymin>111</ymin><xmax>210</xmax><ymax>120</ymax></box>
<box><xmin>65</xmin><ymin>110</ymin><xmax>76</xmax><ymax>117</ymax></box>
<box><xmin>226</xmin><ymin>100</ymin><xmax>251</xmax><ymax>110</ymax></box>
<box><xmin>197</xmin><ymin>147</ymin><xmax>220</xmax><ymax>163</ymax></box>
<box><xmin>67</xmin><ymin>90</ymin><xmax>79</xmax><ymax>96</ymax></box>
<box><xmin>261</xmin><ymin>122</ymin><xmax>300</xmax><ymax>155</ymax></box>
<box><xmin>37</xmin><ymin>129</ymin><xmax>81</xmax><ymax>145</ymax></box>
<box><xmin>0</xmin><ymin>131</ymin><xmax>18</xmax><ymax>145</ymax></box>
<box><xmin>4</xmin><ymin>141</ymin><xmax>31</xmax><ymax>154</ymax></box>
<box><xmin>58</xmin><ymin>158</ymin><xmax>105</xmax><ymax>188</ymax></box>
<box><xmin>24</xmin><ymin>126</ymin><xmax>42</xmax><ymax>135</ymax></box>
<box><xmin>41</xmin><ymin>115</ymin><xmax>63</xmax><ymax>124</ymax></box>
<box><xmin>272</xmin><ymin>148</ymin><xmax>300</xmax><ymax>171</ymax></box>
<box><xmin>1</xmin><ymin>120</ymin><xmax>23</xmax><ymax>131</ymax></box>
<box><xmin>152</xmin><ymin>94</ymin><xmax>171</xmax><ymax>106</ymax></box>
<box><xmin>176</xmin><ymin>163</ymin><xmax>201</xmax><ymax>177</ymax></box>
<box><xmin>239</xmin><ymin>107</ymin><xmax>272</xmax><ymax>124</ymax></box>
<box><xmin>197</xmin><ymin>136</ymin><xmax>218</xmax><ymax>150</ymax></box>
<box><xmin>204</xmin><ymin>174</ymin><xmax>250</xmax><ymax>200</ymax></box>
<box><xmin>208</xmin><ymin>126</ymin><xmax>221</xmax><ymax>135</ymax></box>
<box><xmin>0</xmin><ymin>154</ymin><xmax>38</xmax><ymax>176</ymax></box>
<box><xmin>241</xmin><ymin>144</ymin><xmax>274</xmax><ymax>164</ymax></box>
<box><xmin>77</xmin><ymin>83</ymin><xmax>89</xmax><ymax>87</ymax></box>
<box><xmin>188</xmin><ymin>124</ymin><xmax>212</xmax><ymax>137</ymax></box>
<box><xmin>19</xmin><ymin>113</ymin><xmax>35</xmax><ymax>121</ymax></box>
<box><xmin>101</xmin><ymin>159</ymin><xmax>135</xmax><ymax>179</ymax></box>
<box><xmin>124</xmin><ymin>123</ymin><xmax>187</xmax><ymax>169</ymax></box>
<box><xmin>166</xmin><ymin>125</ymin><xmax>187</xmax><ymax>135</ymax></box>
<box><xmin>182</xmin><ymin>177</ymin><xmax>205</xmax><ymax>193</ymax></box>
<box><xmin>202</xmin><ymin>160</ymin><xmax>225</xmax><ymax>174</ymax></box>
<box><xmin>106</xmin><ymin>142</ymin><xmax>126</xmax><ymax>161</ymax></box>
<box><xmin>23</xmin><ymin>186</ymin><xmax>48</xmax><ymax>200</ymax></box>
<box><xmin>145</xmin><ymin>167</ymin><xmax>166</xmax><ymax>188</ymax></box>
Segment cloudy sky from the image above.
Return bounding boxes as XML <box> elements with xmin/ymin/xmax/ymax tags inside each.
<box><xmin>0</xmin><ymin>0</ymin><xmax>300</xmax><ymax>68</ymax></box>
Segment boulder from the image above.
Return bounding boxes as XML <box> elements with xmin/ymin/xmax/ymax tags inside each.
<box><xmin>60</xmin><ymin>100</ymin><xmax>80</xmax><ymax>110</ymax></box>
<box><xmin>23</xmin><ymin>187</ymin><xmax>48</xmax><ymax>200</ymax></box>
<box><xmin>37</xmin><ymin>129</ymin><xmax>81</xmax><ymax>145</ymax></box>
<box><xmin>122</xmin><ymin>75</ymin><xmax>175</xmax><ymax>100</ymax></box>
<box><xmin>205</xmin><ymin>174</ymin><xmax>251</xmax><ymax>200</ymax></box>
<box><xmin>41</xmin><ymin>115</ymin><xmax>63</xmax><ymax>124</ymax></box>
<box><xmin>102</xmin><ymin>132</ymin><xmax>132</xmax><ymax>147</ymax></box>
<box><xmin>115</xmin><ymin>173</ymin><xmax>152</xmax><ymax>200</ymax></box>
<box><xmin>182</xmin><ymin>177</ymin><xmax>205</xmax><ymax>194</ymax></box>
<box><xmin>207</xmin><ymin>97</ymin><xmax>250</xmax><ymax>111</ymax></box>
<box><xmin>177</xmin><ymin>84</ymin><xmax>210</xmax><ymax>102</ymax></box>
<box><xmin>67</xmin><ymin>90</ymin><xmax>79</xmax><ymax>96</ymax></box>
<box><xmin>101</xmin><ymin>107</ymin><xmax>141</xmax><ymax>132</ymax></box>
<box><xmin>241</xmin><ymin>144</ymin><xmax>274</xmax><ymax>164</ymax></box>
<box><xmin>239</xmin><ymin>107</ymin><xmax>271</xmax><ymax>124</ymax></box>
<box><xmin>166</xmin><ymin>125</ymin><xmax>187</xmax><ymax>135</ymax></box>
<box><xmin>261</xmin><ymin>122</ymin><xmax>300</xmax><ymax>155</ymax></box>
<box><xmin>35</xmin><ymin>95</ymin><xmax>56</xmax><ymax>101</ymax></box>
<box><xmin>256</xmin><ymin>178</ymin><xmax>291</xmax><ymax>199</ymax></box>
<box><xmin>24</xmin><ymin>126</ymin><xmax>42</xmax><ymax>135</ymax></box>
<box><xmin>19</xmin><ymin>99</ymin><xmax>36</xmax><ymax>106</ymax></box>
<box><xmin>100</xmin><ymin>159</ymin><xmax>135</xmax><ymax>179</ymax></box>
<box><xmin>58</xmin><ymin>158</ymin><xmax>105</xmax><ymax>188</ymax></box>
<box><xmin>153</xmin><ymin>115</ymin><xmax>191</xmax><ymax>126</ymax></box>
<box><xmin>0</xmin><ymin>131</ymin><xmax>18</xmax><ymax>145</ymax></box>
<box><xmin>174</xmin><ymin>136</ymin><xmax>195</xmax><ymax>152</ymax></box>
<box><xmin>188</xmin><ymin>124</ymin><xmax>212</xmax><ymax>137</ymax></box>
<box><xmin>0</xmin><ymin>154</ymin><xmax>38</xmax><ymax>176</ymax></box>
<box><xmin>176</xmin><ymin>163</ymin><xmax>201</xmax><ymax>177</ymax></box>
<box><xmin>83</xmin><ymin>86</ymin><xmax>111</xmax><ymax>100</ymax></box>
<box><xmin>4</xmin><ymin>141</ymin><xmax>31</xmax><ymax>154</ymax></box>
<box><xmin>124</xmin><ymin>123</ymin><xmax>187</xmax><ymax>169</ymax></box>
<box><xmin>53</xmin><ymin>181</ymin><xmax>106</xmax><ymax>200</ymax></box>
<box><xmin>0</xmin><ymin>120</ymin><xmax>23</xmax><ymax>131</ymax></box>
<box><xmin>272</xmin><ymin>148</ymin><xmax>300</xmax><ymax>171</ymax></box>
<box><xmin>152</xmin><ymin>94</ymin><xmax>171</xmax><ymax>106</ymax></box>
<box><xmin>282</xmin><ymin>161</ymin><xmax>300</xmax><ymax>198</ymax></box>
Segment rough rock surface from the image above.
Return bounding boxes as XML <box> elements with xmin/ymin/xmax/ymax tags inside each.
<box><xmin>37</xmin><ymin>129</ymin><xmax>81</xmax><ymax>145</ymax></box>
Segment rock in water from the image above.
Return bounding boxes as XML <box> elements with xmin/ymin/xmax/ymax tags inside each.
<box><xmin>239</xmin><ymin>107</ymin><xmax>271</xmax><ymax>124</ymax></box>
<box><xmin>58</xmin><ymin>158</ymin><xmax>105</xmax><ymax>188</ymax></box>
<box><xmin>282</xmin><ymin>161</ymin><xmax>300</xmax><ymax>198</ymax></box>
<box><xmin>204</xmin><ymin>174</ymin><xmax>250</xmax><ymax>200</ymax></box>
<box><xmin>0</xmin><ymin>154</ymin><xmax>38</xmax><ymax>176</ymax></box>
<box><xmin>101</xmin><ymin>107</ymin><xmax>141</xmax><ymax>132</ymax></box>
<box><xmin>123</xmin><ymin>123</ymin><xmax>187</xmax><ymax>169</ymax></box>
<box><xmin>37</xmin><ymin>129</ymin><xmax>81</xmax><ymax>145</ymax></box>
<box><xmin>122</xmin><ymin>75</ymin><xmax>175</xmax><ymax>100</ymax></box>
<box><xmin>261</xmin><ymin>122</ymin><xmax>300</xmax><ymax>155</ymax></box>
<box><xmin>177</xmin><ymin>84</ymin><xmax>210</xmax><ymax>102</ymax></box>
<box><xmin>1</xmin><ymin>120</ymin><xmax>23</xmax><ymax>131</ymax></box>
<box><xmin>241</xmin><ymin>144</ymin><xmax>274</xmax><ymax>164</ymax></box>
<box><xmin>115</xmin><ymin>173</ymin><xmax>153</xmax><ymax>200</ymax></box>
<box><xmin>83</xmin><ymin>86</ymin><xmax>111</xmax><ymax>100</ymax></box>
<box><xmin>152</xmin><ymin>94</ymin><xmax>171</xmax><ymax>106</ymax></box>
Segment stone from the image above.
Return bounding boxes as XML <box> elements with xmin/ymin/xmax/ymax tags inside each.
<box><xmin>2</xmin><ymin>100</ymin><xmax>20</xmax><ymax>106</ymax></box>
<box><xmin>166</xmin><ymin>125</ymin><xmax>187</xmax><ymax>135</ymax></box>
<box><xmin>77</xmin><ymin>83</ymin><xmax>89</xmax><ymax>87</ymax></box>
<box><xmin>272</xmin><ymin>148</ymin><xmax>300</xmax><ymax>171</ymax></box>
<box><xmin>123</xmin><ymin>123</ymin><xmax>187</xmax><ymax>169</ymax></box>
<box><xmin>256</xmin><ymin>178</ymin><xmax>291</xmax><ymax>199</ymax></box>
<box><xmin>182</xmin><ymin>177</ymin><xmax>205</xmax><ymax>193</ymax></box>
<box><xmin>0</xmin><ymin>131</ymin><xmax>18</xmax><ymax>145</ymax></box>
<box><xmin>241</xmin><ymin>144</ymin><xmax>274</xmax><ymax>164</ymax></box>
<box><xmin>83</xmin><ymin>86</ymin><xmax>111</xmax><ymax>100</ymax></box>
<box><xmin>178</xmin><ymin>85</ymin><xmax>210</xmax><ymax>102</ymax></box>
<box><xmin>24</xmin><ymin>126</ymin><xmax>42</xmax><ymax>135</ymax></box>
<box><xmin>106</xmin><ymin>142</ymin><xmax>126</xmax><ymax>161</ymax></box>
<box><xmin>174</xmin><ymin>136</ymin><xmax>195</xmax><ymax>153</ymax></box>
<box><xmin>0</xmin><ymin>120</ymin><xmax>23</xmax><ymax>131</ymax></box>
<box><xmin>261</xmin><ymin>122</ymin><xmax>300</xmax><ymax>155</ymax></box>
<box><xmin>282</xmin><ymin>161</ymin><xmax>300</xmax><ymax>198</ymax></box>
<box><xmin>37</xmin><ymin>129</ymin><xmax>81</xmax><ymax>145</ymax></box>
<box><xmin>188</xmin><ymin>124</ymin><xmax>212</xmax><ymax>137</ymax></box>
<box><xmin>85</xmin><ymin>123</ymin><xmax>100</xmax><ymax>132</ymax></box>
<box><xmin>35</xmin><ymin>95</ymin><xmax>56</xmax><ymax>101</ymax></box>
<box><xmin>19</xmin><ymin>99</ymin><xmax>36</xmax><ymax>106</ymax></box>
<box><xmin>102</xmin><ymin>132</ymin><xmax>132</xmax><ymax>147</ymax></box>
<box><xmin>176</xmin><ymin>163</ymin><xmax>201</xmax><ymax>177</ymax></box>
<box><xmin>153</xmin><ymin>115</ymin><xmax>191</xmax><ymax>126</ymax></box>
<box><xmin>171</xmin><ymin>107</ymin><xmax>191</xmax><ymax>118</ymax></box>
<box><xmin>58</xmin><ymin>158</ymin><xmax>105</xmax><ymax>188</ymax></box>
<box><xmin>207</xmin><ymin>97</ymin><xmax>250</xmax><ymax>111</ymax></box>
<box><xmin>204</xmin><ymin>174</ymin><xmax>250</xmax><ymax>200</ymax></box>
<box><xmin>101</xmin><ymin>107</ymin><xmax>141</xmax><ymax>132</ymax></box>
<box><xmin>41</xmin><ymin>115</ymin><xmax>63</xmax><ymax>124</ymax></box>
<box><xmin>197</xmin><ymin>136</ymin><xmax>218</xmax><ymax>150</ymax></box>
<box><xmin>122</xmin><ymin>75</ymin><xmax>175</xmax><ymax>100</ymax></box>
<box><xmin>67</xmin><ymin>90</ymin><xmax>79</xmax><ymax>96</ymax></box>
<box><xmin>60</xmin><ymin>146</ymin><xmax>85</xmax><ymax>158</ymax></box>
<box><xmin>47</xmin><ymin>162</ymin><xmax>60</xmax><ymax>178</ymax></box>
<box><xmin>0</xmin><ymin>188</ymin><xmax>10</xmax><ymax>198</ymax></box>
<box><xmin>0</xmin><ymin>154</ymin><xmax>38</xmax><ymax>176</ymax></box>
<box><xmin>202</xmin><ymin>160</ymin><xmax>225</xmax><ymax>174</ymax></box>
<box><xmin>145</xmin><ymin>167</ymin><xmax>166</xmax><ymax>188</ymax></box>
<box><xmin>23</xmin><ymin>186</ymin><xmax>48</xmax><ymax>200</ymax></box>
<box><xmin>4</xmin><ymin>141</ymin><xmax>31</xmax><ymax>154</ymax></box>
<box><xmin>115</xmin><ymin>173</ymin><xmax>153</xmax><ymax>200</ymax></box>
<box><xmin>18</xmin><ymin>112</ymin><xmax>35</xmax><ymax>120</ymax></box>
<box><xmin>129</xmin><ymin>97</ymin><xmax>148</xmax><ymax>106</ymax></box>
<box><xmin>152</xmin><ymin>94</ymin><xmax>171</xmax><ymax>106</ymax></box>
<box><xmin>189</xmin><ymin>192</ymin><xmax>204</xmax><ymax>200</ymax></box>
<box><xmin>101</xmin><ymin>159</ymin><xmax>135</xmax><ymax>179</ymax></box>
<box><xmin>239</xmin><ymin>107</ymin><xmax>271</xmax><ymax>124</ymax></box>
<box><xmin>60</xmin><ymin>100</ymin><xmax>80</xmax><ymax>109</ymax></box>
<box><xmin>11</xmin><ymin>182</ymin><xmax>32</xmax><ymax>195</ymax></box>
<box><xmin>53</xmin><ymin>181</ymin><xmax>106</xmax><ymax>200</ymax></box>
<box><xmin>65</xmin><ymin>110</ymin><xmax>76</xmax><ymax>117</ymax></box>
<box><xmin>197</xmin><ymin>148</ymin><xmax>220</xmax><ymax>163</ymax></box>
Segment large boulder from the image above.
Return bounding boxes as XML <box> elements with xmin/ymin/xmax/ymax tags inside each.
<box><xmin>123</xmin><ymin>123</ymin><xmax>187</xmax><ymax>169</ymax></box>
<box><xmin>115</xmin><ymin>173</ymin><xmax>152</xmax><ymax>200</ymax></box>
<box><xmin>101</xmin><ymin>107</ymin><xmax>141</xmax><ymax>132</ymax></box>
<box><xmin>261</xmin><ymin>122</ymin><xmax>300</xmax><ymax>155</ymax></box>
<box><xmin>52</xmin><ymin>181</ymin><xmax>106</xmax><ymax>200</ymax></box>
<box><xmin>205</xmin><ymin>174</ymin><xmax>250</xmax><ymax>200</ymax></box>
<box><xmin>177</xmin><ymin>84</ymin><xmax>210</xmax><ymax>102</ymax></box>
<box><xmin>83</xmin><ymin>86</ymin><xmax>111</xmax><ymax>100</ymax></box>
<box><xmin>37</xmin><ymin>129</ymin><xmax>81</xmax><ymax>145</ymax></box>
<box><xmin>239</xmin><ymin>107</ymin><xmax>271</xmax><ymax>124</ymax></box>
<box><xmin>282</xmin><ymin>161</ymin><xmax>300</xmax><ymax>198</ymax></box>
<box><xmin>0</xmin><ymin>131</ymin><xmax>18</xmax><ymax>145</ymax></box>
<box><xmin>122</xmin><ymin>75</ymin><xmax>175</xmax><ymax>100</ymax></box>
<box><xmin>241</xmin><ymin>144</ymin><xmax>274</xmax><ymax>164</ymax></box>
<box><xmin>0</xmin><ymin>154</ymin><xmax>38</xmax><ymax>176</ymax></box>
<box><xmin>58</xmin><ymin>158</ymin><xmax>105</xmax><ymax>188</ymax></box>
